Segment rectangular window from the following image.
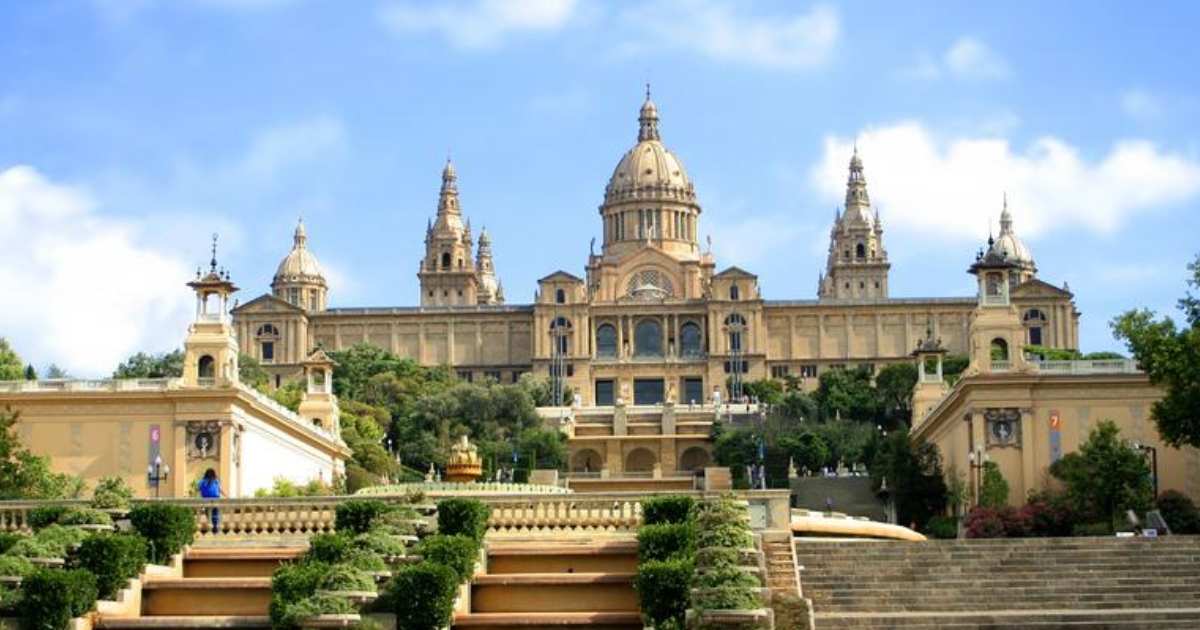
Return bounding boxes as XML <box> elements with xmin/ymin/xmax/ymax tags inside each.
<box><xmin>683</xmin><ymin>378</ymin><xmax>704</xmax><ymax>405</ymax></box>
<box><xmin>595</xmin><ymin>379</ymin><xmax>614</xmax><ymax>406</ymax></box>
<box><xmin>457</xmin><ymin>370</ymin><xmax>473</xmax><ymax>382</ymax></box>
<box><xmin>1029</xmin><ymin>326</ymin><xmax>1043</xmax><ymax>345</ymax></box>
<box><xmin>799</xmin><ymin>364</ymin><xmax>818</xmax><ymax>378</ymax></box>
<box><xmin>770</xmin><ymin>365</ymin><xmax>789</xmax><ymax>379</ymax></box>
<box><xmin>261</xmin><ymin>342</ymin><xmax>274</xmax><ymax>362</ymax></box>
<box><xmin>288</xmin><ymin>288</ymin><xmax>299</xmax><ymax>305</ymax></box>
<box><xmin>484</xmin><ymin>370</ymin><xmax>501</xmax><ymax>382</ymax></box>
<box><xmin>634</xmin><ymin>378</ymin><xmax>665</xmax><ymax>405</ymax></box>
<box><xmin>511</xmin><ymin>371</ymin><xmax>523</xmax><ymax>384</ymax></box>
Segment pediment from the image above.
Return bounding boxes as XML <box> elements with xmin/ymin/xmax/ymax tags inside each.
<box><xmin>538</xmin><ymin>270</ymin><xmax>584</xmax><ymax>284</ymax></box>
<box><xmin>1012</xmin><ymin>278</ymin><xmax>1072</xmax><ymax>299</ymax></box>
<box><xmin>232</xmin><ymin>293</ymin><xmax>305</xmax><ymax>314</ymax></box>
<box><xmin>714</xmin><ymin>265</ymin><xmax>757</xmax><ymax>278</ymax></box>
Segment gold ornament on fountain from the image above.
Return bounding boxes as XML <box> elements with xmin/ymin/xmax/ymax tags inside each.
<box><xmin>445</xmin><ymin>434</ymin><xmax>483</xmax><ymax>483</ymax></box>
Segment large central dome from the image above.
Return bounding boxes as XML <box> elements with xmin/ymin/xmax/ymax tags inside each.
<box><xmin>603</xmin><ymin>93</ymin><xmax>696</xmax><ymax>205</ymax></box>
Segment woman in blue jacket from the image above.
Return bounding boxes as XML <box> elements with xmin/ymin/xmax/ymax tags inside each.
<box><xmin>198</xmin><ymin>468</ymin><xmax>223</xmax><ymax>531</ymax></box>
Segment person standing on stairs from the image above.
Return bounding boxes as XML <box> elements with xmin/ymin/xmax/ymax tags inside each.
<box><xmin>198</xmin><ymin>468</ymin><xmax>224</xmax><ymax>532</ymax></box>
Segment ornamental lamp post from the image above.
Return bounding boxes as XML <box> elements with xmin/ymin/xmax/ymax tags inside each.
<box><xmin>147</xmin><ymin>454</ymin><xmax>170</xmax><ymax>499</ymax></box>
<box><xmin>967</xmin><ymin>448</ymin><xmax>989</xmax><ymax>506</ymax></box>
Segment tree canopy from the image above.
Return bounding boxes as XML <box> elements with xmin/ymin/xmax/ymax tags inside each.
<box><xmin>113</xmin><ymin>350</ymin><xmax>184</xmax><ymax>378</ymax></box>
<box><xmin>1050</xmin><ymin>420</ymin><xmax>1152</xmax><ymax>524</ymax></box>
<box><xmin>0</xmin><ymin>339</ymin><xmax>25</xmax><ymax>381</ymax></box>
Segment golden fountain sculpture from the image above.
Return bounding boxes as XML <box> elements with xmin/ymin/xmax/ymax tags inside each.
<box><xmin>445</xmin><ymin>434</ymin><xmax>484</xmax><ymax>483</ymax></box>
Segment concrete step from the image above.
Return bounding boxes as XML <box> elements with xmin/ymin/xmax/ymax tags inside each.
<box><xmin>486</xmin><ymin>541</ymin><xmax>637</xmax><ymax>574</ymax></box>
<box><xmin>96</xmin><ymin>616</ymin><xmax>271</xmax><ymax>629</ymax></box>
<box><xmin>453</xmin><ymin>611</ymin><xmax>642</xmax><ymax>630</ymax></box>
<box><xmin>141</xmin><ymin>578</ymin><xmax>272</xmax><ymax>617</ymax></box>
<box><xmin>814</xmin><ymin>608</ymin><xmax>1200</xmax><ymax>629</ymax></box>
<box><xmin>471</xmin><ymin>572</ymin><xmax>637</xmax><ymax>614</ymax></box>
<box><xmin>182</xmin><ymin>547</ymin><xmax>304</xmax><ymax>578</ymax></box>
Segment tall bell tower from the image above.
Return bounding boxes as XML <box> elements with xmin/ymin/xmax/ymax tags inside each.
<box><xmin>819</xmin><ymin>148</ymin><xmax>890</xmax><ymax>299</ymax></box>
<box><xmin>183</xmin><ymin>235</ymin><xmax>240</xmax><ymax>387</ymax></box>
<box><xmin>418</xmin><ymin>159</ymin><xmax>480</xmax><ymax>306</ymax></box>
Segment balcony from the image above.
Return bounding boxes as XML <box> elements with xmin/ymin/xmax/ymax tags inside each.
<box><xmin>1031</xmin><ymin>359</ymin><xmax>1140</xmax><ymax>375</ymax></box>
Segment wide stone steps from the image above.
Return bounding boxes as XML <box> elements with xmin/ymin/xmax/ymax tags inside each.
<box><xmin>452</xmin><ymin>612</ymin><xmax>642</xmax><ymax>630</ymax></box>
<box><xmin>96</xmin><ymin>616</ymin><xmax>271</xmax><ymax>630</ymax></box>
<box><xmin>800</xmin><ymin>537</ymin><xmax>1200</xmax><ymax>629</ymax></box>
<box><xmin>471</xmin><ymin>572</ymin><xmax>638</xmax><ymax>613</ymax></box>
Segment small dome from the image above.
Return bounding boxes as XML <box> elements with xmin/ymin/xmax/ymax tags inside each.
<box><xmin>274</xmin><ymin>220</ymin><xmax>326</xmax><ymax>284</ymax></box>
<box><xmin>604</xmin><ymin>94</ymin><xmax>695</xmax><ymax>205</ymax></box>
<box><xmin>988</xmin><ymin>202</ymin><xmax>1034</xmax><ymax>265</ymax></box>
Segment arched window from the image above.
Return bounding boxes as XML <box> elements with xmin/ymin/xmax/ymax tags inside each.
<box><xmin>198</xmin><ymin>355</ymin><xmax>215</xmax><ymax>379</ymax></box>
<box><xmin>730</xmin><ymin>284</ymin><xmax>740</xmax><ymax>301</ymax></box>
<box><xmin>634</xmin><ymin>319</ymin><xmax>663</xmax><ymax>357</ymax></box>
<box><xmin>596</xmin><ymin>324</ymin><xmax>618</xmax><ymax>358</ymax></box>
<box><xmin>679</xmin><ymin>322</ymin><xmax>703</xmax><ymax>357</ymax></box>
<box><xmin>990</xmin><ymin>338</ymin><xmax>1009</xmax><ymax>361</ymax></box>
<box><xmin>555</xmin><ymin>288</ymin><xmax>566</xmax><ymax>304</ymax></box>
<box><xmin>441</xmin><ymin>252</ymin><xmax>451</xmax><ymax>269</ymax></box>
<box><xmin>256</xmin><ymin>324</ymin><xmax>280</xmax><ymax>337</ymax></box>
<box><xmin>725</xmin><ymin>313</ymin><xmax>746</xmax><ymax>352</ymax></box>
<box><xmin>856</xmin><ymin>243</ymin><xmax>866</xmax><ymax>258</ymax></box>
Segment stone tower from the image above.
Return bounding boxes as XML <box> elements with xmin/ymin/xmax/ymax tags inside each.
<box><xmin>819</xmin><ymin>148</ymin><xmax>890</xmax><ymax>299</ymax></box>
<box><xmin>475</xmin><ymin>228</ymin><xmax>504</xmax><ymax>305</ymax></box>
<box><xmin>183</xmin><ymin>236</ymin><xmax>240</xmax><ymax>387</ymax></box>
<box><xmin>272</xmin><ymin>218</ymin><xmax>328</xmax><ymax>311</ymax></box>
<box><xmin>419</xmin><ymin>159</ymin><xmax>479</xmax><ymax>306</ymax></box>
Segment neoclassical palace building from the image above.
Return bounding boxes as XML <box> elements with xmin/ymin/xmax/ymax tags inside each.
<box><xmin>232</xmin><ymin>93</ymin><xmax>1079</xmax><ymax>405</ymax></box>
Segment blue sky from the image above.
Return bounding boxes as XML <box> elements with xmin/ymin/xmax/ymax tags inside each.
<box><xmin>2</xmin><ymin>0</ymin><xmax>1199</xmax><ymax>375</ymax></box>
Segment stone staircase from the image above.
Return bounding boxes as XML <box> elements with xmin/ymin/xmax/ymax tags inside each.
<box><xmin>761</xmin><ymin>531</ymin><xmax>800</xmax><ymax>595</ymax></box>
<box><xmin>795</xmin><ymin>536</ymin><xmax>1200</xmax><ymax>629</ymax></box>
<box><xmin>453</xmin><ymin>539</ymin><xmax>642</xmax><ymax>630</ymax></box>
<box><xmin>97</xmin><ymin>547</ymin><xmax>304</xmax><ymax>630</ymax></box>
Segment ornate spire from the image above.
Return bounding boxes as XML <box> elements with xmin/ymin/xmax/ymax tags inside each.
<box><xmin>638</xmin><ymin>84</ymin><xmax>660</xmax><ymax>142</ymax></box>
<box><xmin>437</xmin><ymin>158</ymin><xmax>461</xmax><ymax>219</ymax></box>
<box><xmin>1000</xmin><ymin>192</ymin><xmax>1013</xmax><ymax>234</ymax></box>
<box><xmin>209</xmin><ymin>233</ymin><xmax>219</xmax><ymax>273</ymax></box>
<box><xmin>845</xmin><ymin>147</ymin><xmax>870</xmax><ymax>214</ymax></box>
<box><xmin>293</xmin><ymin>218</ymin><xmax>307</xmax><ymax>249</ymax></box>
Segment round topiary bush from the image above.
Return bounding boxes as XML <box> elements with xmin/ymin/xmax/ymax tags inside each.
<box><xmin>317</xmin><ymin>564</ymin><xmax>376</xmax><ymax>593</ymax></box>
<box><xmin>435</xmin><ymin>498</ymin><xmax>491</xmax><ymax>542</ymax></box>
<box><xmin>1156</xmin><ymin>490</ymin><xmax>1200</xmax><ymax>534</ymax></box>
<box><xmin>74</xmin><ymin>533</ymin><xmax>149</xmax><ymax>599</ymax></box>
<box><xmin>924</xmin><ymin>515</ymin><xmax>958</xmax><ymax>539</ymax></box>
<box><xmin>391</xmin><ymin>562</ymin><xmax>458</xmax><ymax>630</ymax></box>
<box><xmin>334</xmin><ymin>499</ymin><xmax>394</xmax><ymax>535</ymax></box>
<box><xmin>18</xmin><ymin>568</ymin><xmax>99</xmax><ymax>630</ymax></box>
<box><xmin>642</xmin><ymin>495</ymin><xmax>696</xmax><ymax>526</ymax></box>
<box><xmin>414</xmin><ymin>534</ymin><xmax>479</xmax><ymax>582</ymax></box>
<box><xmin>56</xmin><ymin>507</ymin><xmax>114</xmax><ymax>527</ymax></box>
<box><xmin>128</xmin><ymin>504</ymin><xmax>196</xmax><ymax>564</ymax></box>
<box><xmin>0</xmin><ymin>555</ymin><xmax>35</xmax><ymax>578</ymax></box>
<box><xmin>634</xmin><ymin>557</ymin><xmax>694</xmax><ymax>628</ymax></box>
<box><xmin>90</xmin><ymin>476</ymin><xmax>135</xmax><ymax>511</ymax></box>
<box><xmin>637</xmin><ymin>523</ymin><xmax>696</xmax><ymax>563</ymax></box>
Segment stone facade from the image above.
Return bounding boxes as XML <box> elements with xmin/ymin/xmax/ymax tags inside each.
<box><xmin>232</xmin><ymin>93</ymin><xmax>1080</xmax><ymax>405</ymax></box>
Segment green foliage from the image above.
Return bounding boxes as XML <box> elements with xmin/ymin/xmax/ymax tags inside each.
<box><xmin>335</xmin><ymin>499</ymin><xmax>394</xmax><ymax>535</ymax></box>
<box><xmin>254</xmin><ymin>476</ymin><xmax>335</xmax><ymax>498</ymax></box>
<box><xmin>1072</xmin><ymin>521</ymin><xmax>1114</xmax><ymax>537</ymax></box>
<box><xmin>33</xmin><ymin>525</ymin><xmax>89</xmax><ymax>556</ymax></box>
<box><xmin>638</xmin><ymin>523</ymin><xmax>696</xmax><ymax>563</ymax></box>
<box><xmin>778</xmin><ymin>431</ymin><xmax>830</xmax><ymax>473</ymax></box>
<box><xmin>635</xmin><ymin>557</ymin><xmax>694</xmax><ymax>628</ymax></box>
<box><xmin>1050</xmin><ymin>420</ymin><xmax>1153</xmax><ymax>525</ymax></box>
<box><xmin>238</xmin><ymin>353</ymin><xmax>270</xmax><ymax>391</ymax></box>
<box><xmin>0</xmin><ymin>532</ymin><xmax>26</xmax><ymax>555</ymax></box>
<box><xmin>0</xmin><ymin>339</ymin><xmax>27</xmax><ymax>381</ymax></box>
<box><xmin>924</xmin><ymin>516</ymin><xmax>958</xmax><ymax>539</ymax></box>
<box><xmin>390</xmin><ymin>562</ymin><xmax>459</xmax><ymax>630</ymax></box>
<box><xmin>436</xmin><ymin>498</ymin><xmax>490</xmax><ymax>542</ymax></box>
<box><xmin>275</xmin><ymin>593</ymin><xmax>355</xmax><ymax>628</ymax></box>
<box><xmin>0</xmin><ymin>408</ymin><xmax>88</xmax><ymax>500</ymax></box>
<box><xmin>869</xmin><ymin>429</ymin><xmax>947</xmax><ymax>530</ymax></box>
<box><xmin>91</xmin><ymin>476</ymin><xmax>135</xmax><ymax>510</ymax></box>
<box><xmin>1156</xmin><ymin>490</ymin><xmax>1200</xmax><ymax>534</ymax></box>
<box><xmin>27</xmin><ymin>506</ymin><xmax>70</xmax><ymax>530</ymax></box>
<box><xmin>18</xmin><ymin>568</ymin><xmax>98</xmax><ymax>630</ymax></box>
<box><xmin>516</xmin><ymin>425</ymin><xmax>568</xmax><ymax>471</ymax></box>
<box><xmin>5</xmin><ymin>537</ymin><xmax>60</xmax><ymax>559</ymax></box>
<box><xmin>809</xmin><ymin>420</ymin><xmax>878</xmax><ymax>470</ymax></box>
<box><xmin>270</xmin><ymin>560</ymin><xmax>329</xmax><ymax>629</ymax></box>
<box><xmin>0</xmin><ymin>555</ymin><xmax>35</xmax><ymax>577</ymax></box>
<box><xmin>742</xmin><ymin>379</ymin><xmax>784</xmax><ymax>405</ymax></box>
<box><xmin>875</xmin><ymin>363</ymin><xmax>918</xmax><ymax>427</ymax></box>
<box><xmin>642</xmin><ymin>495</ymin><xmax>696</xmax><ymax>525</ymax></box>
<box><xmin>128</xmin><ymin>504</ymin><xmax>197</xmax><ymax>564</ymax></box>
<box><xmin>74</xmin><ymin>533</ymin><xmax>148</xmax><ymax>599</ymax></box>
<box><xmin>414</xmin><ymin>534</ymin><xmax>479</xmax><ymax>581</ymax></box>
<box><xmin>56</xmin><ymin>507</ymin><xmax>113</xmax><ymax>526</ymax></box>
<box><xmin>691</xmin><ymin>585</ymin><xmax>760</xmax><ymax>612</ymax></box>
<box><xmin>1111</xmin><ymin>254</ymin><xmax>1200</xmax><ymax>448</ymax></box>
<box><xmin>1023</xmin><ymin>344</ymin><xmax>1082</xmax><ymax>361</ymax></box>
<box><xmin>305</xmin><ymin>533</ymin><xmax>354</xmax><ymax>564</ymax></box>
<box><xmin>113</xmin><ymin>349</ymin><xmax>183</xmax><ymax>378</ymax></box>
<box><xmin>814</xmin><ymin>366</ymin><xmax>879</xmax><ymax>422</ymax></box>
<box><xmin>942</xmin><ymin>354</ymin><xmax>969</xmax><ymax>385</ymax></box>
<box><xmin>978</xmin><ymin>461</ymin><xmax>1010</xmax><ymax>508</ymax></box>
<box><xmin>270</xmin><ymin>380</ymin><xmax>305</xmax><ymax>413</ymax></box>
<box><xmin>317</xmin><ymin>564</ymin><xmax>376</xmax><ymax>592</ymax></box>
<box><xmin>692</xmin><ymin>565</ymin><xmax>759</xmax><ymax>590</ymax></box>
<box><xmin>353</xmin><ymin>530</ymin><xmax>409</xmax><ymax>558</ymax></box>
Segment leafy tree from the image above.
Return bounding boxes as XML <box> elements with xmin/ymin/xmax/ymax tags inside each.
<box><xmin>1112</xmin><ymin>254</ymin><xmax>1200</xmax><ymax>448</ymax></box>
<box><xmin>742</xmin><ymin>378</ymin><xmax>784</xmax><ymax>405</ymax></box>
<box><xmin>711</xmin><ymin>423</ymin><xmax>760</xmax><ymax>488</ymax></box>
<box><xmin>978</xmin><ymin>461</ymin><xmax>1010</xmax><ymax>508</ymax></box>
<box><xmin>777</xmin><ymin>432</ymin><xmax>830</xmax><ymax>473</ymax></box>
<box><xmin>1083</xmin><ymin>351</ymin><xmax>1125</xmax><ymax>360</ymax></box>
<box><xmin>942</xmin><ymin>354</ymin><xmax>969</xmax><ymax>385</ymax></box>
<box><xmin>869</xmin><ymin>429</ymin><xmax>947</xmax><ymax>530</ymax></box>
<box><xmin>113</xmin><ymin>350</ymin><xmax>184</xmax><ymax>378</ymax></box>
<box><xmin>237</xmin><ymin>353</ymin><xmax>270</xmax><ymax>390</ymax></box>
<box><xmin>45</xmin><ymin>364</ymin><xmax>69</xmax><ymax>379</ymax></box>
<box><xmin>875</xmin><ymin>363</ymin><xmax>917</xmax><ymax>427</ymax></box>
<box><xmin>0</xmin><ymin>408</ymin><xmax>87</xmax><ymax>500</ymax></box>
<box><xmin>0</xmin><ymin>339</ymin><xmax>24</xmax><ymax>381</ymax></box>
<box><xmin>23</xmin><ymin>365</ymin><xmax>37</xmax><ymax>380</ymax></box>
<box><xmin>809</xmin><ymin>420</ymin><xmax>878</xmax><ymax>469</ymax></box>
<box><xmin>1050</xmin><ymin>420</ymin><xmax>1153</xmax><ymax>525</ymax></box>
<box><xmin>776</xmin><ymin>390</ymin><xmax>818</xmax><ymax>422</ymax></box>
<box><xmin>814</xmin><ymin>366</ymin><xmax>879</xmax><ymax>422</ymax></box>
<box><xmin>270</xmin><ymin>380</ymin><xmax>304</xmax><ymax>412</ymax></box>
<box><xmin>516</xmin><ymin>426</ymin><xmax>568</xmax><ymax>471</ymax></box>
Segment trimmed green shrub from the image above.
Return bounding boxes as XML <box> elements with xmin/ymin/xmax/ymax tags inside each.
<box><xmin>637</xmin><ymin>523</ymin><xmax>695</xmax><ymax>562</ymax></box>
<box><xmin>276</xmin><ymin>593</ymin><xmax>355</xmax><ymax>628</ymax></box>
<box><xmin>18</xmin><ymin>568</ymin><xmax>99</xmax><ymax>630</ymax></box>
<box><xmin>391</xmin><ymin>562</ymin><xmax>458</xmax><ymax>630</ymax></box>
<box><xmin>436</xmin><ymin>498</ymin><xmax>491</xmax><ymax>542</ymax></box>
<box><xmin>694</xmin><ymin>523</ymin><xmax>753</xmax><ymax>550</ymax></box>
<box><xmin>334</xmin><ymin>499</ymin><xmax>393</xmax><ymax>535</ymax></box>
<box><xmin>371</xmin><ymin>508</ymin><xmax>421</xmax><ymax>536</ymax></box>
<box><xmin>0</xmin><ymin>555</ymin><xmax>35</xmax><ymax>577</ymax></box>
<box><xmin>353</xmin><ymin>530</ymin><xmax>409</xmax><ymax>557</ymax></box>
<box><xmin>90</xmin><ymin>476</ymin><xmax>135</xmax><ymax>510</ymax></box>
<box><xmin>634</xmin><ymin>557</ymin><xmax>694</xmax><ymax>628</ymax></box>
<box><xmin>305</xmin><ymin>533</ymin><xmax>354</xmax><ymax>565</ymax></box>
<box><xmin>270</xmin><ymin>560</ymin><xmax>330</xmax><ymax>629</ymax></box>
<box><xmin>694</xmin><ymin>546</ymin><xmax>740</xmax><ymax>570</ymax></box>
<box><xmin>56</xmin><ymin>507</ymin><xmax>113</xmax><ymax>527</ymax></box>
<box><xmin>692</xmin><ymin>566</ymin><xmax>760</xmax><ymax>590</ymax></box>
<box><xmin>0</xmin><ymin>532</ymin><xmax>25</xmax><ymax>554</ymax></box>
<box><xmin>346</xmin><ymin>548</ymin><xmax>387</xmax><ymax>573</ymax></box>
<box><xmin>414</xmin><ymin>534</ymin><xmax>478</xmax><ymax>582</ymax></box>
<box><xmin>0</xmin><ymin>582</ymin><xmax>22</xmax><ymax>615</ymax></box>
<box><xmin>318</xmin><ymin>564</ymin><xmax>376</xmax><ymax>592</ymax></box>
<box><xmin>129</xmin><ymin>504</ymin><xmax>196</xmax><ymax>563</ymax></box>
<box><xmin>1156</xmin><ymin>490</ymin><xmax>1200</xmax><ymax>534</ymax></box>
<box><xmin>27</xmin><ymin>505</ymin><xmax>70</xmax><ymax>530</ymax></box>
<box><xmin>33</xmin><ymin>525</ymin><xmax>89</xmax><ymax>556</ymax></box>
<box><xmin>925</xmin><ymin>515</ymin><xmax>958</xmax><ymax>539</ymax></box>
<box><xmin>691</xmin><ymin>586</ymin><xmax>760</xmax><ymax>612</ymax></box>
<box><xmin>74</xmin><ymin>533</ymin><xmax>149</xmax><ymax>599</ymax></box>
<box><xmin>5</xmin><ymin>537</ymin><xmax>60</xmax><ymax>559</ymax></box>
<box><xmin>1073</xmin><ymin>521</ymin><xmax>1114</xmax><ymax>537</ymax></box>
<box><xmin>642</xmin><ymin>495</ymin><xmax>696</xmax><ymax>526</ymax></box>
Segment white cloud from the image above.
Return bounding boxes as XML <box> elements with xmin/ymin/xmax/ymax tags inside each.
<box><xmin>1120</xmin><ymin>89</ymin><xmax>1164</xmax><ymax>122</ymax></box>
<box><xmin>810</xmin><ymin>122</ymin><xmax>1200</xmax><ymax>240</ymax></box>
<box><xmin>901</xmin><ymin>36</ymin><xmax>1010</xmax><ymax>81</ymax></box>
<box><xmin>236</xmin><ymin>117</ymin><xmax>347</xmax><ymax>182</ymax></box>
<box><xmin>0</xmin><ymin>166</ymin><xmax>194</xmax><ymax>377</ymax></box>
<box><xmin>619</xmin><ymin>1</ymin><xmax>839</xmax><ymax>69</ymax></box>
<box><xmin>379</xmin><ymin>0</ymin><xmax>578</xmax><ymax>49</ymax></box>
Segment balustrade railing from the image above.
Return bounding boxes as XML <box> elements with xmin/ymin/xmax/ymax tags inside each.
<box><xmin>484</xmin><ymin>496</ymin><xmax>643</xmax><ymax>535</ymax></box>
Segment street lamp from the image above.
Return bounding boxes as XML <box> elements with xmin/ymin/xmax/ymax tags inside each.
<box><xmin>1132</xmin><ymin>442</ymin><xmax>1159</xmax><ymax>498</ymax></box>
<box><xmin>967</xmin><ymin>448</ymin><xmax>989</xmax><ymax>506</ymax></box>
<box><xmin>147</xmin><ymin>454</ymin><xmax>170</xmax><ymax>499</ymax></box>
